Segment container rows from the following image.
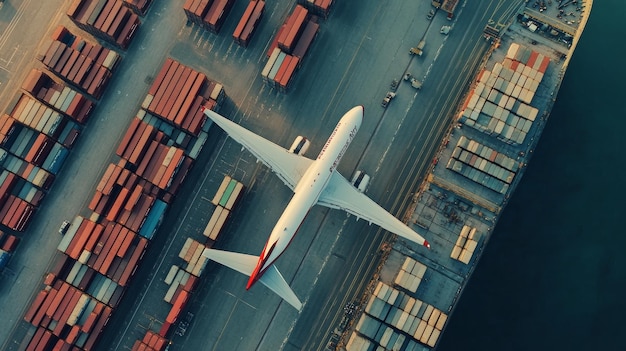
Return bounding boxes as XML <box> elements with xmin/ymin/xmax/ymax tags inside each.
<box><xmin>347</xmin><ymin>281</ymin><xmax>449</xmax><ymax>350</ymax></box>
<box><xmin>183</xmin><ymin>0</ymin><xmax>236</xmax><ymax>33</ymax></box>
<box><xmin>458</xmin><ymin>42</ymin><xmax>549</xmax><ymax>145</ymax></box>
<box><xmin>19</xmin><ymin>57</ymin><xmax>225</xmax><ymax>349</ymax></box>
<box><xmin>67</xmin><ymin>0</ymin><xmax>143</xmax><ymax>50</ymax></box>
<box><xmin>262</xmin><ymin>5</ymin><xmax>319</xmax><ymax>92</ymax></box>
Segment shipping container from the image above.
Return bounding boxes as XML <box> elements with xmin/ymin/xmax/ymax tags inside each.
<box><xmin>233</xmin><ymin>1</ymin><xmax>265</xmax><ymax>47</ymax></box>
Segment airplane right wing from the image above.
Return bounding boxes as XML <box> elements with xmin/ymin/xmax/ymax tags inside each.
<box><xmin>203</xmin><ymin>108</ymin><xmax>313</xmax><ymax>191</ymax></box>
<box><xmin>317</xmin><ymin>172</ymin><xmax>430</xmax><ymax>248</ymax></box>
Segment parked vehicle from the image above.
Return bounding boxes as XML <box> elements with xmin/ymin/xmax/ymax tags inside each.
<box><xmin>381</xmin><ymin>92</ymin><xmax>396</xmax><ymax>108</ymax></box>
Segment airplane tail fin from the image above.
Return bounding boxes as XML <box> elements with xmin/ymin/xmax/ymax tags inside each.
<box><xmin>202</xmin><ymin>249</ymin><xmax>303</xmax><ymax>311</ymax></box>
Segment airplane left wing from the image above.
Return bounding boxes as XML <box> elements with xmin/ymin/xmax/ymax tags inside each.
<box><xmin>203</xmin><ymin>108</ymin><xmax>313</xmax><ymax>191</ymax></box>
<box><xmin>317</xmin><ymin>172</ymin><xmax>430</xmax><ymax>248</ymax></box>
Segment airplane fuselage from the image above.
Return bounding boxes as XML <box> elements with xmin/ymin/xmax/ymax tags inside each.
<box><xmin>246</xmin><ymin>106</ymin><xmax>363</xmax><ymax>289</ymax></box>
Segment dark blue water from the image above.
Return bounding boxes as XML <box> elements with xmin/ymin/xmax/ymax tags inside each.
<box><xmin>438</xmin><ymin>1</ymin><xmax>626</xmax><ymax>350</ymax></box>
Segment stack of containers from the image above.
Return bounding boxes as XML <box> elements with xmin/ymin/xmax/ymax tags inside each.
<box><xmin>296</xmin><ymin>0</ymin><xmax>333</xmax><ymax>19</ymax></box>
<box><xmin>57</xmin><ymin>216</ymin><xmax>150</xmax><ymax>287</ymax></box>
<box><xmin>122</xmin><ymin>0</ymin><xmax>153</xmax><ymax>16</ymax></box>
<box><xmin>0</xmin><ymin>231</ymin><xmax>19</xmax><ymax>270</ymax></box>
<box><xmin>446</xmin><ymin>135</ymin><xmax>520</xmax><ymax>194</ymax></box>
<box><xmin>450</xmin><ymin>225</ymin><xmax>479</xmax><ymax>264</ymax></box>
<box><xmin>0</xmin><ymin>164</ymin><xmax>44</xmax><ymax>231</ymax></box>
<box><xmin>0</xmin><ymin>111</ymin><xmax>71</xmax><ymax>177</ymax></box>
<box><xmin>38</xmin><ymin>25</ymin><xmax>121</xmax><ymax>99</ymax></box>
<box><xmin>43</xmin><ymin>255</ymin><xmax>126</xmax><ymax>307</ymax></box>
<box><xmin>458</xmin><ymin>42</ymin><xmax>548</xmax><ymax>145</ymax></box>
<box><xmin>22</xmin><ymin>279</ymin><xmax>113</xmax><ymax>350</ymax></box>
<box><xmin>0</xmin><ymin>151</ymin><xmax>55</xmax><ymax>190</ymax></box>
<box><xmin>0</xmin><ymin>230</ymin><xmax>20</xmax><ymax>253</ymax></box>
<box><xmin>262</xmin><ymin>5</ymin><xmax>319</xmax><ymax>92</ymax></box>
<box><xmin>232</xmin><ymin>0</ymin><xmax>265</xmax><ymax>47</ymax></box>
<box><xmin>177</xmin><ymin>238</ymin><xmax>210</xmax><ymax>277</ymax></box>
<box><xmin>182</xmin><ymin>0</ymin><xmax>235</xmax><ymax>33</ymax></box>
<box><xmin>141</xmin><ymin>58</ymin><xmax>225</xmax><ymax>136</ymax></box>
<box><xmin>88</xmin><ymin>161</ymin><xmax>168</xmax><ymax>237</ymax></box>
<box><xmin>67</xmin><ymin>0</ymin><xmax>141</xmax><ymax>50</ymax></box>
<box><xmin>7</xmin><ymin>93</ymin><xmax>81</xmax><ymax>148</ymax></box>
<box><xmin>446</xmin><ymin>137</ymin><xmax>514</xmax><ymax>194</ymax></box>
<box><xmin>351</xmin><ymin>281</ymin><xmax>448</xmax><ymax>349</ymax></box>
<box><xmin>203</xmin><ymin>175</ymin><xmax>244</xmax><ymax>244</ymax></box>
<box><xmin>135</xmin><ymin>109</ymin><xmax>207</xmax><ymax>161</ymax></box>
<box><xmin>163</xmin><ymin>264</ymin><xmax>197</xmax><ymax>305</ymax></box>
<box><xmin>22</xmin><ymin>69</ymin><xmax>95</xmax><ymax>125</ymax></box>
<box><xmin>115</xmin><ymin>118</ymin><xmax>192</xmax><ymax>203</ymax></box>
<box><xmin>131</xmin><ymin>330</ymin><xmax>170</xmax><ymax>351</ymax></box>
<box><xmin>394</xmin><ymin>256</ymin><xmax>427</xmax><ymax>293</ymax></box>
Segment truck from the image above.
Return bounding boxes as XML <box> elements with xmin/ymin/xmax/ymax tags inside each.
<box><xmin>381</xmin><ymin>92</ymin><xmax>396</xmax><ymax>108</ymax></box>
<box><xmin>410</xmin><ymin>40</ymin><xmax>425</xmax><ymax>56</ymax></box>
<box><xmin>403</xmin><ymin>73</ymin><xmax>422</xmax><ymax>89</ymax></box>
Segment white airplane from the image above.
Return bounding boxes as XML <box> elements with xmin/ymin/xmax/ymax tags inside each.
<box><xmin>201</xmin><ymin>106</ymin><xmax>429</xmax><ymax>311</ymax></box>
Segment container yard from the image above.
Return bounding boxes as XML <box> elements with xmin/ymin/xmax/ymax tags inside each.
<box><xmin>10</xmin><ymin>51</ymin><xmax>228</xmax><ymax>348</ymax></box>
<box><xmin>0</xmin><ymin>0</ymin><xmax>591</xmax><ymax>350</ymax></box>
<box><xmin>37</xmin><ymin>25</ymin><xmax>121</xmax><ymax>99</ymax></box>
<box><xmin>67</xmin><ymin>0</ymin><xmax>141</xmax><ymax>50</ymax></box>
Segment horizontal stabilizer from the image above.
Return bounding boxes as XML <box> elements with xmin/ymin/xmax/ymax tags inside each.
<box><xmin>202</xmin><ymin>249</ymin><xmax>302</xmax><ymax>310</ymax></box>
<box><xmin>259</xmin><ymin>265</ymin><xmax>303</xmax><ymax>311</ymax></box>
<box><xmin>202</xmin><ymin>248</ymin><xmax>257</xmax><ymax>276</ymax></box>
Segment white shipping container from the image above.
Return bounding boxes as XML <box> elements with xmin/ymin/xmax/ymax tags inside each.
<box><xmin>428</xmin><ymin>308</ymin><xmax>441</xmax><ymax>326</ymax></box>
<box><xmin>402</xmin><ymin>257</ymin><xmax>416</xmax><ymax>273</ymax></box>
<box><xmin>163</xmin><ymin>281</ymin><xmax>179</xmax><ymax>303</ymax></box>
<box><xmin>103</xmin><ymin>279</ymin><xmax>117</xmax><ymax>304</ymax></box>
<box><xmin>66</xmin><ymin>260</ymin><xmax>82</xmax><ymax>285</ymax></box>
<box><xmin>427</xmin><ymin>328</ymin><xmax>441</xmax><ymax>347</ymax></box>
<box><xmin>73</xmin><ymin>264</ymin><xmax>88</xmax><ymax>287</ymax></box>
<box><xmin>506</xmin><ymin>43</ymin><xmax>519</xmax><ymax>59</ymax></box>
<box><xmin>387</xmin><ymin>288</ymin><xmax>399</xmax><ymax>305</ymax></box>
<box><xmin>379</xmin><ymin>327</ymin><xmax>393</xmax><ymax>347</ymax></box>
<box><xmin>465</xmin><ymin>239</ymin><xmax>478</xmax><ymax>252</ymax></box>
<box><xmin>187</xmin><ymin>244</ymin><xmax>206</xmax><ymax>272</ymax></box>
<box><xmin>57</xmin><ymin>216</ymin><xmax>84</xmax><ymax>253</ymax></box>
<box><xmin>204</xmin><ymin>206</ymin><xmax>223</xmax><ymax>237</ymax></box>
<box><xmin>78</xmin><ymin>250</ymin><xmax>90</xmax><ymax>265</ymax></box>
<box><xmin>420</xmin><ymin>324</ymin><xmax>434</xmax><ymax>344</ymax></box>
<box><xmin>209</xmin><ymin>208</ymin><xmax>230</xmax><ymax>241</ymax></box>
<box><xmin>459</xmin><ymin>248</ymin><xmax>472</xmax><ymax>264</ymax></box>
<box><xmin>61</xmin><ymin>91</ymin><xmax>77</xmax><ymax>112</ymax></box>
<box><xmin>179</xmin><ymin>238</ymin><xmax>193</xmax><ymax>259</ymax></box>
<box><xmin>411</xmin><ymin>299</ymin><xmax>423</xmax><ymax>317</ymax></box>
<box><xmin>413</xmin><ymin>320</ymin><xmax>427</xmax><ymax>340</ymax></box>
<box><xmin>373</xmin><ymin>281</ymin><xmax>383</xmax><ymax>297</ymax></box>
<box><xmin>394</xmin><ymin>269</ymin><xmax>405</xmax><ymax>286</ymax></box>
<box><xmin>450</xmin><ymin>245</ymin><xmax>462</xmax><ymax>259</ymax></box>
<box><xmin>67</xmin><ymin>294</ymin><xmax>89</xmax><ymax>326</ymax></box>
<box><xmin>455</xmin><ymin>235</ymin><xmax>467</xmax><ymax>248</ymax></box>
<box><xmin>423</xmin><ymin>305</ymin><xmax>434</xmax><ymax>322</ymax></box>
<box><xmin>165</xmin><ymin>265</ymin><xmax>179</xmax><ymax>285</ymax></box>
<box><xmin>103</xmin><ymin>50</ymin><xmax>119</xmax><ymax>70</ymax></box>
<box><xmin>261</xmin><ymin>48</ymin><xmax>281</xmax><ymax>80</ymax></box>
<box><xmin>435</xmin><ymin>313</ymin><xmax>448</xmax><ymax>330</ymax></box>
<box><xmin>396</xmin><ymin>311</ymin><xmax>409</xmax><ymax>330</ymax></box>
<box><xmin>409</xmin><ymin>275</ymin><xmax>421</xmax><ymax>293</ymax></box>
<box><xmin>191</xmin><ymin>254</ymin><xmax>209</xmax><ymax>276</ymax></box>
